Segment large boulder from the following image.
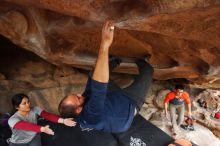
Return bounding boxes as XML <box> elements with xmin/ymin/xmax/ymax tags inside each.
<box><xmin>154</xmin><ymin>89</ymin><xmax>171</xmax><ymax>109</ymax></box>
<box><xmin>0</xmin><ymin>0</ymin><xmax>219</xmax><ymax>88</ymax></box>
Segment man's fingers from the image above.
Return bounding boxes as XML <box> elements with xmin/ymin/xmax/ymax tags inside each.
<box><xmin>103</xmin><ymin>20</ymin><xmax>115</xmax><ymax>32</ymax></box>
<box><xmin>110</xmin><ymin>26</ymin><xmax>114</xmax><ymax>30</ymax></box>
<box><xmin>102</xmin><ymin>21</ymin><xmax>107</xmax><ymax>33</ymax></box>
<box><xmin>104</xmin><ymin>21</ymin><xmax>109</xmax><ymax>31</ymax></box>
<box><xmin>108</xmin><ymin>21</ymin><xmax>115</xmax><ymax>27</ymax></box>
<box><xmin>108</xmin><ymin>21</ymin><xmax>115</xmax><ymax>31</ymax></box>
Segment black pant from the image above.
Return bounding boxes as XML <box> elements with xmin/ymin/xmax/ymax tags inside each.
<box><xmin>107</xmin><ymin>60</ymin><xmax>154</xmax><ymax>110</ymax></box>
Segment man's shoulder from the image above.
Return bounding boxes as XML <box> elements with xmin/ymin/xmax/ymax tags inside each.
<box><xmin>182</xmin><ymin>91</ymin><xmax>190</xmax><ymax>97</ymax></box>
<box><xmin>167</xmin><ymin>91</ymin><xmax>175</xmax><ymax>97</ymax></box>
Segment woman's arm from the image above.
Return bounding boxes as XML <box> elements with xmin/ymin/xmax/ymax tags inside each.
<box><xmin>14</xmin><ymin>121</ymin><xmax>54</xmax><ymax>135</ymax></box>
<box><xmin>40</xmin><ymin>110</ymin><xmax>59</xmax><ymax>123</ymax></box>
<box><xmin>40</xmin><ymin>110</ymin><xmax>76</xmax><ymax>126</ymax></box>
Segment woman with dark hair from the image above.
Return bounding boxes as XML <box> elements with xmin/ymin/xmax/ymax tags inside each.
<box><xmin>8</xmin><ymin>93</ymin><xmax>76</xmax><ymax>146</ymax></box>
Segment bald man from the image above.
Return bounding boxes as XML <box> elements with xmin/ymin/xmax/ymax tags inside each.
<box><xmin>58</xmin><ymin>21</ymin><xmax>154</xmax><ymax>133</ymax></box>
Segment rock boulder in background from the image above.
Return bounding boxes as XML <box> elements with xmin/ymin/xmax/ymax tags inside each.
<box><xmin>0</xmin><ymin>0</ymin><xmax>219</xmax><ymax>88</ymax></box>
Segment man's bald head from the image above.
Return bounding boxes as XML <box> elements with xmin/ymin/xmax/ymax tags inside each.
<box><xmin>58</xmin><ymin>94</ymin><xmax>85</xmax><ymax>117</ymax></box>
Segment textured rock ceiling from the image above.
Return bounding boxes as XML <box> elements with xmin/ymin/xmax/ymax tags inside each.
<box><xmin>0</xmin><ymin>0</ymin><xmax>220</xmax><ymax>88</ymax></box>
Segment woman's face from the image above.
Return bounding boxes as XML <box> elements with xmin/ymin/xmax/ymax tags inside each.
<box><xmin>17</xmin><ymin>97</ymin><xmax>31</xmax><ymax>112</ymax></box>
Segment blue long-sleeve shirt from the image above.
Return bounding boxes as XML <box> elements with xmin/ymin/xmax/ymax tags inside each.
<box><xmin>78</xmin><ymin>77</ymin><xmax>135</xmax><ymax>133</ymax></box>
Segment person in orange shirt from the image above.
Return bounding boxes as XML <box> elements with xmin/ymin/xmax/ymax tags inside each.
<box><xmin>164</xmin><ymin>84</ymin><xmax>192</xmax><ymax>133</ymax></box>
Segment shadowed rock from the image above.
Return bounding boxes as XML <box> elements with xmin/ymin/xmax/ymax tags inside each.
<box><xmin>0</xmin><ymin>0</ymin><xmax>219</xmax><ymax>88</ymax></box>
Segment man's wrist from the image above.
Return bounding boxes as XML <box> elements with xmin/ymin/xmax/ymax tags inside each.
<box><xmin>189</xmin><ymin>112</ymin><xmax>192</xmax><ymax>117</ymax></box>
<box><xmin>165</xmin><ymin>110</ymin><xmax>168</xmax><ymax>113</ymax></box>
<box><xmin>100</xmin><ymin>43</ymin><xmax>109</xmax><ymax>51</ymax></box>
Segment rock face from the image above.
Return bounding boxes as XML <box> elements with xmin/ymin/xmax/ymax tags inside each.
<box><xmin>0</xmin><ymin>0</ymin><xmax>220</xmax><ymax>143</ymax></box>
<box><xmin>192</xmin><ymin>89</ymin><xmax>220</xmax><ymax>139</ymax></box>
<box><xmin>0</xmin><ymin>41</ymin><xmax>133</xmax><ymax>113</ymax></box>
<box><xmin>0</xmin><ymin>36</ymin><xmax>219</xmax><ymax>144</ymax></box>
<box><xmin>0</xmin><ymin>0</ymin><xmax>219</xmax><ymax>88</ymax></box>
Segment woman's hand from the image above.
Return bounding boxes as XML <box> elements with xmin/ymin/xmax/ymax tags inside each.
<box><xmin>59</xmin><ymin>118</ymin><xmax>77</xmax><ymax>127</ymax></box>
<box><xmin>40</xmin><ymin>125</ymin><xmax>54</xmax><ymax>135</ymax></box>
<box><xmin>64</xmin><ymin>118</ymin><xmax>77</xmax><ymax>126</ymax></box>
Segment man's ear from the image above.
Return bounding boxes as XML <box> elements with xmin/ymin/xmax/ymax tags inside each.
<box><xmin>76</xmin><ymin>94</ymin><xmax>82</xmax><ymax>97</ymax></box>
<box><xmin>75</xmin><ymin>107</ymin><xmax>83</xmax><ymax>115</ymax></box>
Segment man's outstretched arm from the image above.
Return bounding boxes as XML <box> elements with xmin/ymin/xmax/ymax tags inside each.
<box><xmin>92</xmin><ymin>21</ymin><xmax>114</xmax><ymax>83</ymax></box>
